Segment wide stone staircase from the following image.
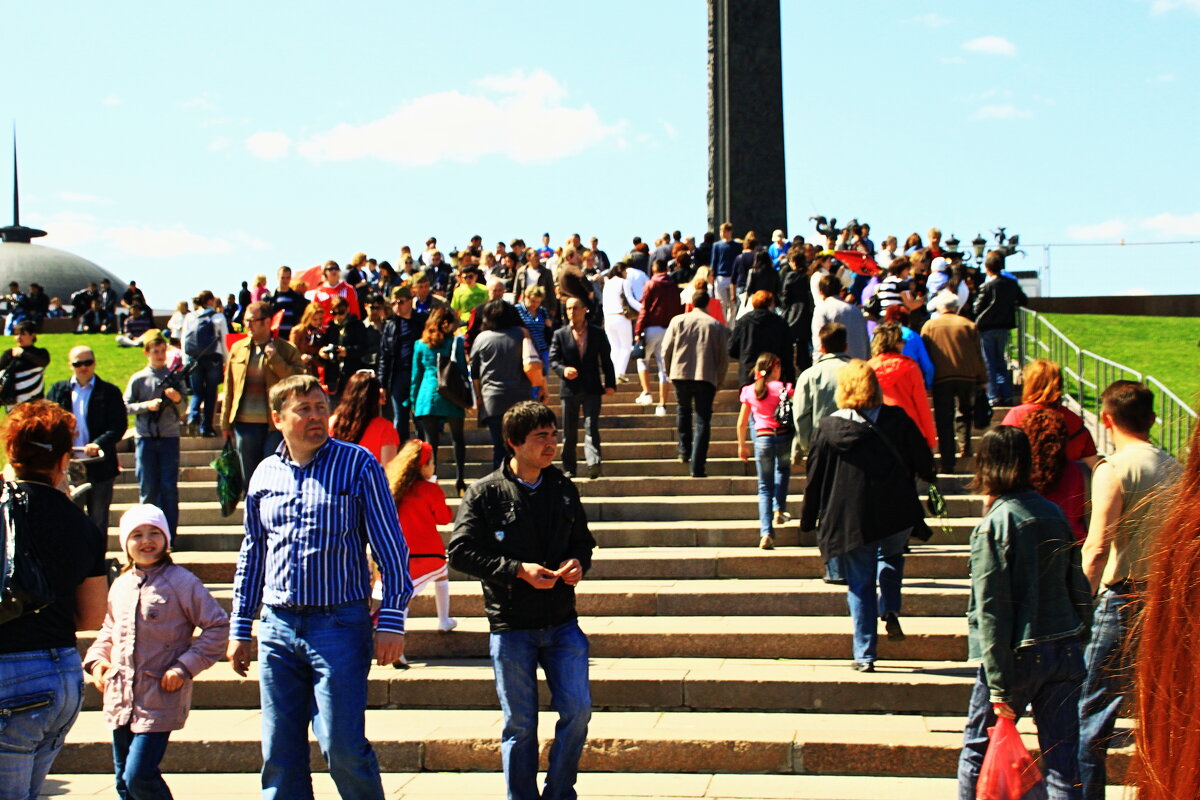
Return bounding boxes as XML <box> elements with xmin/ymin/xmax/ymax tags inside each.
<box><xmin>47</xmin><ymin>376</ymin><xmax>1131</xmax><ymax>799</ymax></box>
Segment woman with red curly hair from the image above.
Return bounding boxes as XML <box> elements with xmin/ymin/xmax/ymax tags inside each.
<box><xmin>0</xmin><ymin>400</ymin><xmax>107</xmax><ymax>797</ymax></box>
<box><xmin>1002</xmin><ymin>359</ymin><xmax>1100</xmax><ymax>468</ymax></box>
<box><xmin>1017</xmin><ymin>407</ymin><xmax>1088</xmax><ymax>541</ymax></box>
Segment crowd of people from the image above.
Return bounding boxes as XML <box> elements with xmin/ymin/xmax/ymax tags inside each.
<box><xmin>0</xmin><ymin>221</ymin><xmax>1191</xmax><ymax>800</ymax></box>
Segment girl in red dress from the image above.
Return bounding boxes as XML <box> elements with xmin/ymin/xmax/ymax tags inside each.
<box><xmin>386</xmin><ymin>439</ymin><xmax>456</xmax><ymax>634</ymax></box>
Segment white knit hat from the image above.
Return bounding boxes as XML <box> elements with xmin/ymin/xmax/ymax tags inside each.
<box><xmin>118</xmin><ymin>504</ymin><xmax>171</xmax><ymax>554</ymax></box>
<box><xmin>930</xmin><ymin>257</ymin><xmax>949</xmax><ymax>273</ymax></box>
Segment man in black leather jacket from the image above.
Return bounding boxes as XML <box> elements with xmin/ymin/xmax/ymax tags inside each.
<box><xmin>971</xmin><ymin>250</ymin><xmax>1027</xmax><ymax>405</ymax></box>
<box><xmin>448</xmin><ymin>401</ymin><xmax>594</xmax><ymax>800</ymax></box>
<box><xmin>47</xmin><ymin>345</ymin><xmax>128</xmax><ymax>531</ymax></box>
<box><xmin>377</xmin><ymin>285</ymin><xmax>427</xmax><ymax>442</ymax></box>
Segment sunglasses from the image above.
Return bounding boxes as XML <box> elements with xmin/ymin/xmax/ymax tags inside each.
<box><xmin>331</xmin><ymin>309</ymin><xmax>348</xmax><ymax>316</ymax></box>
<box><xmin>71</xmin><ymin>359</ymin><xmax>95</xmax><ymax>368</ymax></box>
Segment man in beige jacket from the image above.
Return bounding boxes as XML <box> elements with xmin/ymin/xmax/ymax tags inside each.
<box><xmin>920</xmin><ymin>291</ymin><xmax>987</xmax><ymax>472</ymax></box>
<box><xmin>221</xmin><ymin>301</ymin><xmax>306</xmax><ymax>484</ymax></box>
<box><xmin>661</xmin><ymin>289</ymin><xmax>730</xmax><ymax>477</ymax></box>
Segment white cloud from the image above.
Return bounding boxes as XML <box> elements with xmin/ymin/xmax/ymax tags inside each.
<box><xmin>245</xmin><ymin>131</ymin><xmax>292</xmax><ymax>160</ymax></box>
<box><xmin>1150</xmin><ymin>72</ymin><xmax>1176</xmax><ymax>82</ymax></box>
<box><xmin>911</xmin><ymin>13</ymin><xmax>951</xmax><ymax>27</ymax></box>
<box><xmin>1141</xmin><ymin>211</ymin><xmax>1200</xmax><ymax>236</ymax></box>
<box><xmin>181</xmin><ymin>93</ymin><xmax>217</xmax><ymax>111</ymax></box>
<box><xmin>1150</xmin><ymin>0</ymin><xmax>1200</xmax><ymax>14</ymax></box>
<box><xmin>661</xmin><ymin>121</ymin><xmax>679</xmax><ymax>140</ymax></box>
<box><xmin>38</xmin><ymin>212</ymin><xmax>268</xmax><ymax>258</ymax></box>
<box><xmin>102</xmin><ymin>226</ymin><xmax>234</xmax><ymax>258</ymax></box>
<box><xmin>207</xmin><ymin>136</ymin><xmax>232</xmax><ymax>151</ymax></box>
<box><xmin>37</xmin><ymin>212</ymin><xmax>102</xmax><ymax>249</ymax></box>
<box><xmin>971</xmin><ymin>104</ymin><xmax>1033</xmax><ymax>120</ymax></box>
<box><xmin>57</xmin><ymin>192</ymin><xmax>111</xmax><ymax>205</ymax></box>
<box><xmin>962</xmin><ymin>36</ymin><xmax>1017</xmax><ymax>56</ymax></box>
<box><xmin>1116</xmin><ymin>287</ymin><xmax>1152</xmax><ymax>296</ymax></box>
<box><xmin>293</xmin><ymin>69</ymin><xmax>623</xmax><ymax>166</ymax></box>
<box><xmin>101</xmin><ymin>96</ymin><xmax>121</xmax><ymax>106</ymax></box>
<box><xmin>1067</xmin><ymin>220</ymin><xmax>1127</xmax><ymax>240</ymax></box>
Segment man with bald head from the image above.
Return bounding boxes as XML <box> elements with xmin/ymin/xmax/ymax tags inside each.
<box><xmin>47</xmin><ymin>345</ymin><xmax>128</xmax><ymax>530</ymax></box>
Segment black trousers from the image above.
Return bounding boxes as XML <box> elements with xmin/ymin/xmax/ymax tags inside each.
<box><xmin>673</xmin><ymin>379</ymin><xmax>716</xmax><ymax>477</ymax></box>
<box><xmin>561</xmin><ymin>393</ymin><xmax>602</xmax><ymax>473</ymax></box>
<box><xmin>931</xmin><ymin>380</ymin><xmax>975</xmax><ymax>470</ymax></box>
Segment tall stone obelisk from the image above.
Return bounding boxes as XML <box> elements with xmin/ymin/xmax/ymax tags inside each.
<box><xmin>707</xmin><ymin>0</ymin><xmax>788</xmax><ymax>239</ymax></box>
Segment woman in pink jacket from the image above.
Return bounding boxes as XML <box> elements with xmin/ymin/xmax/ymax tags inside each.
<box><xmin>83</xmin><ymin>505</ymin><xmax>228</xmax><ymax>800</ymax></box>
<box><xmin>868</xmin><ymin>322</ymin><xmax>938</xmax><ymax>452</ymax></box>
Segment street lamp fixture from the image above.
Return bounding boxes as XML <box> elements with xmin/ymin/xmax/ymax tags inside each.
<box><xmin>944</xmin><ymin>234</ymin><xmax>960</xmax><ymax>254</ymax></box>
<box><xmin>971</xmin><ymin>234</ymin><xmax>987</xmax><ymax>265</ymax></box>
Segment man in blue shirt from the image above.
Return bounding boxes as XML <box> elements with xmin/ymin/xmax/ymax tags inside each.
<box><xmin>710</xmin><ymin>221</ymin><xmax>740</xmax><ymax>322</ymax></box>
<box><xmin>228</xmin><ymin>374</ymin><xmax>412</xmax><ymax>799</ymax></box>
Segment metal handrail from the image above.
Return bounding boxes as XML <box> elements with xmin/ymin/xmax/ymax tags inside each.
<box><xmin>1015</xmin><ymin>308</ymin><xmax>1195</xmax><ymax>459</ymax></box>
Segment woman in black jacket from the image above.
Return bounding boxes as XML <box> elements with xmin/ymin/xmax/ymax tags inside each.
<box><xmin>728</xmin><ymin>290</ymin><xmax>794</xmax><ymax>386</ymax></box>
<box><xmin>800</xmin><ymin>359</ymin><xmax>935</xmax><ymax>672</ymax></box>
<box><xmin>778</xmin><ymin>250</ymin><xmax>814</xmax><ymax>374</ymax></box>
<box><xmin>318</xmin><ymin>296</ymin><xmax>369</xmax><ymax>399</ymax></box>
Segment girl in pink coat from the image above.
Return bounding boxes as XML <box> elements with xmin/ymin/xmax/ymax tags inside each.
<box><xmin>83</xmin><ymin>505</ymin><xmax>229</xmax><ymax>799</ymax></box>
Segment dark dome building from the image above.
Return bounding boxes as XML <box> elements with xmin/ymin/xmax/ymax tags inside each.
<box><xmin>0</xmin><ymin>141</ymin><xmax>128</xmax><ymax>303</ymax></box>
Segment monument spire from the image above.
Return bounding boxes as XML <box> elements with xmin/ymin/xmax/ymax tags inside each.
<box><xmin>0</xmin><ymin>125</ymin><xmax>47</xmax><ymax>243</ymax></box>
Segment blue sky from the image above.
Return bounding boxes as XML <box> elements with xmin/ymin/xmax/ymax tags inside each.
<box><xmin>5</xmin><ymin>0</ymin><xmax>1198</xmax><ymax>305</ymax></box>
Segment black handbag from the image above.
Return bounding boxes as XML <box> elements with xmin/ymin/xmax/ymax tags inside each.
<box><xmin>773</xmin><ymin>385</ymin><xmax>795</xmax><ymax>433</ymax></box>
<box><xmin>436</xmin><ymin>351</ymin><xmax>473</xmax><ymax>410</ymax></box>
<box><xmin>630</xmin><ymin>333</ymin><xmax>646</xmax><ymax>361</ymax></box>
<box><xmin>973</xmin><ymin>387</ymin><xmax>993</xmax><ymax>430</ymax></box>
<box><xmin>0</xmin><ymin>482</ymin><xmax>54</xmax><ymax>624</ymax></box>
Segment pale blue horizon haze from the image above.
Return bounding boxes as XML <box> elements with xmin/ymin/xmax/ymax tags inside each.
<box><xmin>5</xmin><ymin>1</ymin><xmax>1199</xmax><ymax>306</ymax></box>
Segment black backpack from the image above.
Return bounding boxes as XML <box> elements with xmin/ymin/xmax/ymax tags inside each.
<box><xmin>185</xmin><ymin>309</ymin><xmax>219</xmax><ymax>359</ymax></box>
<box><xmin>0</xmin><ymin>482</ymin><xmax>54</xmax><ymax>625</ymax></box>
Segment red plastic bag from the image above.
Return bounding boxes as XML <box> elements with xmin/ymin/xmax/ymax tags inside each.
<box><xmin>977</xmin><ymin>716</ymin><xmax>1046</xmax><ymax>800</ymax></box>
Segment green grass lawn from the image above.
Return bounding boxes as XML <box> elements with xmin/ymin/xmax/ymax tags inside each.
<box><xmin>1040</xmin><ymin>314</ymin><xmax>1199</xmax><ymax>408</ymax></box>
<box><xmin>33</xmin><ymin>333</ymin><xmax>154</xmax><ymax>390</ymax></box>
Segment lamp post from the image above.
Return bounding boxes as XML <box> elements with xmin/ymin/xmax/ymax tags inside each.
<box><xmin>944</xmin><ymin>234</ymin><xmax>960</xmax><ymax>254</ymax></box>
<box><xmin>971</xmin><ymin>234</ymin><xmax>987</xmax><ymax>268</ymax></box>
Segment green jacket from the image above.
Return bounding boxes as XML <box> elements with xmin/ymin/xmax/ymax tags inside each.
<box><xmin>793</xmin><ymin>352</ymin><xmax>852</xmax><ymax>453</ymax></box>
<box><xmin>967</xmin><ymin>490</ymin><xmax>1093</xmax><ymax>702</ymax></box>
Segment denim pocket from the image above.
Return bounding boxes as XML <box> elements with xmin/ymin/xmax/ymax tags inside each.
<box><xmin>0</xmin><ymin>691</ymin><xmax>56</xmax><ymax>754</ymax></box>
<box><xmin>331</xmin><ymin>604</ymin><xmax>371</xmax><ymax>630</ymax></box>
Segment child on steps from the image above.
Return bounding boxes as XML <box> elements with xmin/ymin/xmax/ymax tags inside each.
<box><xmin>377</xmin><ymin>440</ymin><xmax>457</xmax><ymax>667</ymax></box>
<box><xmin>83</xmin><ymin>504</ymin><xmax>229</xmax><ymax>799</ymax></box>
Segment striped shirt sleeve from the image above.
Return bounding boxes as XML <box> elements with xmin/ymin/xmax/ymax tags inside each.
<box><xmin>359</xmin><ymin>456</ymin><xmax>413</xmax><ymax>634</ymax></box>
<box><xmin>230</xmin><ymin>489</ymin><xmax>268</xmax><ymax>641</ymax></box>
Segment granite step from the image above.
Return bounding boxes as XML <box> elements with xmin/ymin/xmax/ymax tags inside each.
<box><xmin>53</xmin><ymin>709</ymin><xmax>1131</xmax><ymax>781</ymax></box>
<box><xmin>78</xmin><ymin>658</ymin><xmax>978</xmax><ymax>715</ymax></box>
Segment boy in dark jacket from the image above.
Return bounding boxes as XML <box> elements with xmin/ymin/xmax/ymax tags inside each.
<box><xmin>448</xmin><ymin>401</ymin><xmax>595</xmax><ymax>800</ymax></box>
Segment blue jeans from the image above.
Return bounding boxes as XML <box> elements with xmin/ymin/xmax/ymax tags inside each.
<box><xmin>673</xmin><ymin>380</ymin><xmax>716</xmax><ymax>477</ymax></box>
<box><xmin>112</xmin><ymin>726</ymin><xmax>173</xmax><ymax>799</ymax></box>
<box><xmin>842</xmin><ymin>529</ymin><xmax>908</xmax><ymax>663</ymax></box>
<box><xmin>232</xmin><ymin>422</ymin><xmax>283</xmax><ymax>489</ymax></box>
<box><xmin>135</xmin><ymin>437</ymin><xmax>180</xmax><ymax>540</ymax></box>
<box><xmin>485</xmin><ymin>416</ymin><xmax>506</xmax><ymax>471</ymax></box>
<box><xmin>958</xmin><ymin>636</ymin><xmax>1085</xmax><ymax>800</ymax></box>
<box><xmin>979</xmin><ymin>329</ymin><xmax>1012</xmax><ymax>405</ymax></box>
<box><xmin>0</xmin><ymin>648</ymin><xmax>84</xmax><ymax>800</ymax></box>
<box><xmin>258</xmin><ymin>603</ymin><xmax>384</xmax><ymax>800</ymax></box>
<box><xmin>1079</xmin><ymin>587</ymin><xmax>1140</xmax><ymax>800</ymax></box>
<box><xmin>490</xmin><ymin>619</ymin><xmax>591</xmax><ymax>800</ymax></box>
<box><xmin>388</xmin><ymin>373</ymin><xmax>412</xmax><ymax>443</ymax></box>
<box><xmin>753</xmin><ymin>432</ymin><xmax>793</xmax><ymax>536</ymax></box>
<box><xmin>187</xmin><ymin>356</ymin><xmax>223</xmax><ymax>435</ymax></box>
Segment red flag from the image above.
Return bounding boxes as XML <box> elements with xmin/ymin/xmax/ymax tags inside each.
<box><xmin>834</xmin><ymin>250</ymin><xmax>880</xmax><ymax>277</ymax></box>
<box><xmin>270</xmin><ymin>308</ymin><xmax>286</xmax><ymax>339</ymax></box>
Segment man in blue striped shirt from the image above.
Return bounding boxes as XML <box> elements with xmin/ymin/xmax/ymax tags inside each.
<box><xmin>228</xmin><ymin>374</ymin><xmax>412</xmax><ymax>800</ymax></box>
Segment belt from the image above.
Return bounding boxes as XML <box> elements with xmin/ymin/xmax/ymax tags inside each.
<box><xmin>269</xmin><ymin>599</ymin><xmax>367</xmax><ymax>615</ymax></box>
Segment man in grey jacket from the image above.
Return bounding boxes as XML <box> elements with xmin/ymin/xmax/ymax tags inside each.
<box><xmin>124</xmin><ymin>330</ymin><xmax>188</xmax><ymax>539</ymax></box>
<box><xmin>793</xmin><ymin>323</ymin><xmax>853</xmax><ymax>454</ymax></box>
<box><xmin>811</xmin><ymin>274</ymin><xmax>869</xmax><ymax>360</ymax></box>
<box><xmin>661</xmin><ymin>290</ymin><xmax>730</xmax><ymax>477</ymax></box>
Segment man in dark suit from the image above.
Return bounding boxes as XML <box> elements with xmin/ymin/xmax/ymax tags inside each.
<box><xmin>550</xmin><ymin>296</ymin><xmax>616</xmax><ymax>479</ymax></box>
<box><xmin>47</xmin><ymin>345</ymin><xmax>128</xmax><ymax>532</ymax></box>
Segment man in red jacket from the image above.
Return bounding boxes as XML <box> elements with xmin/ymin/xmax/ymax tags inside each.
<box><xmin>634</xmin><ymin>259</ymin><xmax>683</xmax><ymax>416</ymax></box>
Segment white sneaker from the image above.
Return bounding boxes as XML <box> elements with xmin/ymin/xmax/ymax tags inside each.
<box><xmin>655</xmin><ymin>405</ymin><xmax>667</xmax><ymax>417</ymax></box>
<box><xmin>635</xmin><ymin>392</ymin><xmax>653</xmax><ymax>405</ymax></box>
<box><xmin>438</xmin><ymin>618</ymin><xmax>458</xmax><ymax>633</ymax></box>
